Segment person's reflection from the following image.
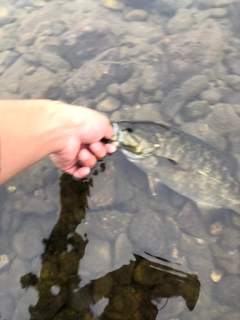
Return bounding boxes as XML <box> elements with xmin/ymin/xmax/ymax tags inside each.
<box><xmin>19</xmin><ymin>168</ymin><xmax>200</xmax><ymax>320</ymax></box>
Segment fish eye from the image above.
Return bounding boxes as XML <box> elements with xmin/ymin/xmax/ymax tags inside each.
<box><xmin>126</xmin><ymin>127</ymin><xmax>134</xmax><ymax>133</ymax></box>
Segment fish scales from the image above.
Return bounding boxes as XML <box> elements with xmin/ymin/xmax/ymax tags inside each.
<box><xmin>112</xmin><ymin>121</ymin><xmax>240</xmax><ymax>214</ymax></box>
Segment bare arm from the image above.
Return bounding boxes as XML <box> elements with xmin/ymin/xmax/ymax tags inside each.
<box><xmin>0</xmin><ymin>99</ymin><xmax>116</xmax><ymax>184</ymax></box>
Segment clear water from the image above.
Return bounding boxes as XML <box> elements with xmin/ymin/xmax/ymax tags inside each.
<box><xmin>0</xmin><ymin>0</ymin><xmax>240</xmax><ymax>319</ymax></box>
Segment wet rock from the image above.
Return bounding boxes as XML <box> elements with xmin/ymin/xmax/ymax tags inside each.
<box><xmin>206</xmin><ymin>103</ymin><xmax>240</xmax><ymax>134</ymax></box>
<box><xmin>216</xmin><ymin>275</ymin><xmax>240</xmax><ymax>308</ymax></box>
<box><xmin>225</xmin><ymin>52</ymin><xmax>240</xmax><ymax>76</ymax></box>
<box><xmin>21</xmin><ymin>67</ymin><xmax>61</xmax><ymax>99</ymax></box>
<box><xmin>59</xmin><ymin>19</ymin><xmax>116</xmax><ymax>68</ymax></box>
<box><xmin>120</xmin><ymin>78</ymin><xmax>139</xmax><ymax>104</ymax></box>
<box><xmin>229</xmin><ymin>130</ymin><xmax>240</xmax><ymax>153</ymax></box>
<box><xmin>92</xmin><ymin>273</ymin><xmax>114</xmax><ymax>297</ymax></box>
<box><xmin>166</xmin><ymin>20</ymin><xmax>223</xmax><ymax>82</ymax></box>
<box><xmin>155</xmin><ymin>0</ymin><xmax>193</xmax><ymax>16</ymax></box>
<box><xmin>102</xmin><ymin>0</ymin><xmax>124</xmax><ymax>10</ymax></box>
<box><xmin>219</xmin><ymin>227</ymin><xmax>240</xmax><ymax>252</ymax></box>
<box><xmin>225</xmin><ymin>74</ymin><xmax>240</xmax><ymax>91</ymax></box>
<box><xmin>140</xmin><ymin>65</ymin><xmax>159</xmax><ymax>93</ymax></box>
<box><xmin>0</xmin><ymin>50</ymin><xmax>19</xmax><ymax>68</ymax></box>
<box><xmin>181</xmin><ymin>75</ymin><xmax>209</xmax><ymax>101</ymax></box>
<box><xmin>230</xmin><ymin>0</ymin><xmax>240</xmax><ymax>36</ymax></box>
<box><xmin>107</xmin><ymin>83</ymin><xmax>120</xmax><ymax>96</ymax></box>
<box><xmin>214</xmin><ymin>312</ymin><xmax>240</xmax><ymax>320</ymax></box>
<box><xmin>96</xmin><ymin>97</ymin><xmax>121</xmax><ymax>112</ymax></box>
<box><xmin>200</xmin><ymin>89</ymin><xmax>222</xmax><ymax>104</ymax></box>
<box><xmin>30</xmin><ymin>280</ymin><xmax>68</xmax><ymax>320</ymax></box>
<box><xmin>19</xmin><ymin>2</ymin><xmax>61</xmax><ymax>34</ymax></box>
<box><xmin>63</xmin><ymin>49</ymin><xmax>122</xmax><ymax>100</ymax></box>
<box><xmin>129</xmin><ymin>208</ymin><xmax>166</xmax><ymax>257</ymax></box>
<box><xmin>78</xmin><ymin>237</ymin><xmax>112</xmax><ymax>286</ymax></box>
<box><xmin>124</xmin><ymin>10</ymin><xmax>148</xmax><ymax>21</ymax></box>
<box><xmin>132</xmin><ymin>103</ymin><xmax>163</xmax><ymax>122</ymax></box>
<box><xmin>211</xmin><ymin>243</ymin><xmax>240</xmax><ymax>274</ymax></box>
<box><xmin>181</xmin><ymin>100</ymin><xmax>211</xmax><ymax>121</ymax></box>
<box><xmin>35</xmin><ymin>50</ymin><xmax>70</xmax><ymax>73</ymax></box>
<box><xmin>210</xmin><ymin>7</ymin><xmax>227</xmax><ymax>17</ymax></box>
<box><xmin>177</xmin><ymin>202</ymin><xmax>206</xmax><ymax>238</ymax></box>
<box><xmin>0</xmin><ymin>254</ymin><xmax>10</xmax><ymax>271</ymax></box>
<box><xmin>13</xmin><ymin>224</ymin><xmax>43</xmax><ymax>260</ymax></box>
<box><xmin>166</xmin><ymin>10</ymin><xmax>194</xmax><ymax>35</ymax></box>
<box><xmin>160</xmin><ymin>88</ymin><xmax>186</xmax><ymax>121</ymax></box>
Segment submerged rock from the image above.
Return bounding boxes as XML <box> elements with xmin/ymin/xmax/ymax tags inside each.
<box><xmin>59</xmin><ymin>19</ymin><xmax>116</xmax><ymax>68</ymax></box>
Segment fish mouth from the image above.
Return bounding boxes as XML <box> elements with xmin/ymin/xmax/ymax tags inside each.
<box><xmin>120</xmin><ymin>148</ymin><xmax>150</xmax><ymax>160</ymax></box>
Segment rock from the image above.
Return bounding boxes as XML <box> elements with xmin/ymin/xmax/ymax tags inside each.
<box><xmin>200</xmin><ymin>89</ymin><xmax>222</xmax><ymax>104</ymax></box>
<box><xmin>160</xmin><ymin>88</ymin><xmax>186</xmax><ymax>121</ymax></box>
<box><xmin>225</xmin><ymin>52</ymin><xmax>240</xmax><ymax>76</ymax></box>
<box><xmin>132</xmin><ymin>103</ymin><xmax>163</xmax><ymax>122</ymax></box>
<box><xmin>102</xmin><ymin>0</ymin><xmax>124</xmax><ymax>10</ymax></box>
<box><xmin>19</xmin><ymin>2</ymin><xmax>60</xmax><ymax>34</ymax></box>
<box><xmin>63</xmin><ymin>49</ymin><xmax>123</xmax><ymax>100</ymax></box>
<box><xmin>177</xmin><ymin>202</ymin><xmax>206</xmax><ymax>238</ymax></box>
<box><xmin>12</xmin><ymin>288</ymin><xmax>38</xmax><ymax>320</ymax></box>
<box><xmin>229</xmin><ymin>130</ymin><xmax>240</xmax><ymax>153</ymax></box>
<box><xmin>0</xmin><ymin>9</ymin><xmax>16</xmax><ymax>26</ymax></box>
<box><xmin>225</xmin><ymin>74</ymin><xmax>240</xmax><ymax>91</ymax></box>
<box><xmin>96</xmin><ymin>97</ymin><xmax>121</xmax><ymax>112</ymax></box>
<box><xmin>0</xmin><ymin>50</ymin><xmax>19</xmax><ymax>68</ymax></box>
<box><xmin>59</xmin><ymin>19</ymin><xmax>116</xmax><ymax>68</ymax></box>
<box><xmin>129</xmin><ymin>208</ymin><xmax>167</xmax><ymax>257</ymax></box>
<box><xmin>36</xmin><ymin>50</ymin><xmax>70</xmax><ymax>73</ymax></box>
<box><xmin>124</xmin><ymin>10</ymin><xmax>148</xmax><ymax>21</ymax></box>
<box><xmin>155</xmin><ymin>0</ymin><xmax>193</xmax><ymax>16</ymax></box>
<box><xmin>166</xmin><ymin>20</ymin><xmax>223</xmax><ymax>83</ymax></box>
<box><xmin>213</xmin><ymin>313</ymin><xmax>240</xmax><ymax>320</ymax></box>
<box><xmin>219</xmin><ymin>227</ymin><xmax>240</xmax><ymax>252</ymax></box>
<box><xmin>181</xmin><ymin>100</ymin><xmax>211</xmax><ymax>121</ymax></box>
<box><xmin>181</xmin><ymin>75</ymin><xmax>209</xmax><ymax>101</ymax></box>
<box><xmin>216</xmin><ymin>275</ymin><xmax>240</xmax><ymax>308</ymax></box>
<box><xmin>21</xmin><ymin>67</ymin><xmax>61</xmax><ymax>99</ymax></box>
<box><xmin>13</xmin><ymin>224</ymin><xmax>43</xmax><ymax>260</ymax></box>
<box><xmin>140</xmin><ymin>65</ymin><xmax>159</xmax><ymax>93</ymax></box>
<box><xmin>206</xmin><ymin>103</ymin><xmax>240</xmax><ymax>134</ymax></box>
<box><xmin>166</xmin><ymin>10</ymin><xmax>194</xmax><ymax>35</ymax></box>
<box><xmin>209</xmin><ymin>7</ymin><xmax>227</xmax><ymax>17</ymax></box>
<box><xmin>120</xmin><ymin>78</ymin><xmax>139</xmax><ymax>104</ymax></box>
<box><xmin>107</xmin><ymin>83</ymin><xmax>120</xmax><ymax>96</ymax></box>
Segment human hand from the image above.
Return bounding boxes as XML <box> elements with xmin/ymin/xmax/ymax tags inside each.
<box><xmin>50</xmin><ymin>102</ymin><xmax>116</xmax><ymax>179</ymax></box>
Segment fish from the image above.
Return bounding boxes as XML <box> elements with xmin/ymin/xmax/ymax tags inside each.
<box><xmin>110</xmin><ymin>121</ymin><xmax>240</xmax><ymax>214</ymax></box>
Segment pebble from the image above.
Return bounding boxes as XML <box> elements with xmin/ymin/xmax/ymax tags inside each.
<box><xmin>25</xmin><ymin>66</ymin><xmax>36</xmax><ymax>75</ymax></box>
<box><xmin>225</xmin><ymin>74</ymin><xmax>240</xmax><ymax>91</ymax></box>
<box><xmin>8</xmin><ymin>83</ymin><xmax>20</xmax><ymax>93</ymax></box>
<box><xmin>96</xmin><ymin>97</ymin><xmax>121</xmax><ymax>112</ymax></box>
<box><xmin>0</xmin><ymin>254</ymin><xmax>9</xmax><ymax>271</ymax></box>
<box><xmin>166</xmin><ymin>9</ymin><xmax>194</xmax><ymax>34</ymax></box>
<box><xmin>102</xmin><ymin>0</ymin><xmax>124</xmax><ymax>10</ymax></box>
<box><xmin>200</xmin><ymin>89</ymin><xmax>222</xmax><ymax>104</ymax></box>
<box><xmin>124</xmin><ymin>10</ymin><xmax>148</xmax><ymax>22</ymax></box>
<box><xmin>181</xmin><ymin>100</ymin><xmax>211</xmax><ymax>121</ymax></box>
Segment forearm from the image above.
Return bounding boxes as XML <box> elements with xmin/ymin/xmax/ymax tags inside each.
<box><xmin>0</xmin><ymin>99</ymin><xmax>65</xmax><ymax>184</ymax></box>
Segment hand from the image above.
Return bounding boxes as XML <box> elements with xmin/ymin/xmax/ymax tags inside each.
<box><xmin>50</xmin><ymin>103</ymin><xmax>116</xmax><ymax>179</ymax></box>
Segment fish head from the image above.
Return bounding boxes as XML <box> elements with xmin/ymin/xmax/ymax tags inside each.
<box><xmin>111</xmin><ymin>121</ymin><xmax>155</xmax><ymax>159</ymax></box>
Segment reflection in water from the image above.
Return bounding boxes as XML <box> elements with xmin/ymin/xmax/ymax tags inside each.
<box><xmin>17</xmin><ymin>170</ymin><xmax>200</xmax><ymax>320</ymax></box>
<box><xmin>1</xmin><ymin>0</ymin><xmax>240</xmax><ymax>318</ymax></box>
